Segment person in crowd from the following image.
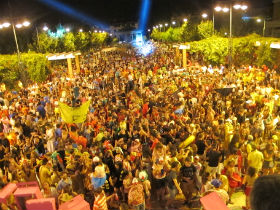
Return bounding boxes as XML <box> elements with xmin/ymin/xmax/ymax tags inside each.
<box><xmin>242</xmin><ymin>167</ymin><xmax>258</xmax><ymax>210</ymax></box>
<box><xmin>250</xmin><ymin>175</ymin><xmax>280</xmax><ymax>210</ymax></box>
<box><xmin>1</xmin><ymin>45</ymin><xmax>280</xmax><ymax>210</ymax></box>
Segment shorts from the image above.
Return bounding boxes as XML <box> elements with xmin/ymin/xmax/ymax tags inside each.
<box><xmin>245</xmin><ymin>186</ymin><xmax>252</xmax><ymax>196</ymax></box>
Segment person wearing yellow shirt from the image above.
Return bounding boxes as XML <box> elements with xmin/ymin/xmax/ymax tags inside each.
<box><xmin>39</xmin><ymin>158</ymin><xmax>52</xmax><ymax>186</ymax></box>
<box><xmin>248</xmin><ymin>144</ymin><xmax>264</xmax><ymax>173</ymax></box>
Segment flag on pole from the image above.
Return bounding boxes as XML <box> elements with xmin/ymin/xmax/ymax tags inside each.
<box><xmin>59</xmin><ymin>100</ymin><xmax>91</xmax><ymax>123</ymax></box>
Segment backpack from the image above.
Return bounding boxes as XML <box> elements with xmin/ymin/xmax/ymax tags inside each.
<box><xmin>128</xmin><ymin>184</ymin><xmax>144</xmax><ymax>206</ymax></box>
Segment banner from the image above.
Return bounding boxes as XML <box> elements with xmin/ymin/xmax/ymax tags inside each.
<box><xmin>59</xmin><ymin>100</ymin><xmax>91</xmax><ymax>123</ymax></box>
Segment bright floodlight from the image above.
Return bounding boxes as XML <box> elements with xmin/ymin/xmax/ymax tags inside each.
<box><xmin>43</xmin><ymin>26</ymin><xmax>48</xmax><ymax>31</ymax></box>
<box><xmin>215</xmin><ymin>6</ymin><xmax>222</xmax><ymax>12</ymax></box>
<box><xmin>172</xmin><ymin>21</ymin><xmax>176</xmax><ymax>25</ymax></box>
<box><xmin>22</xmin><ymin>21</ymin><xmax>30</xmax><ymax>27</ymax></box>
<box><xmin>233</xmin><ymin>4</ymin><xmax>241</xmax><ymax>9</ymax></box>
<box><xmin>16</xmin><ymin>24</ymin><xmax>23</xmax><ymax>28</ymax></box>
<box><xmin>241</xmin><ymin>5</ymin><xmax>248</xmax><ymax>10</ymax></box>
<box><xmin>0</xmin><ymin>25</ymin><xmax>3</xmax><ymax>29</ymax></box>
<box><xmin>94</xmin><ymin>30</ymin><xmax>97</xmax><ymax>32</ymax></box>
<box><xmin>159</xmin><ymin>24</ymin><xmax>163</xmax><ymax>27</ymax></box>
<box><xmin>99</xmin><ymin>30</ymin><xmax>102</xmax><ymax>33</ymax></box>
<box><xmin>148</xmin><ymin>29</ymin><xmax>151</xmax><ymax>32</ymax></box>
<box><xmin>225</xmin><ymin>32</ymin><xmax>228</xmax><ymax>35</ymax></box>
<box><xmin>202</xmin><ymin>13</ymin><xmax>208</xmax><ymax>18</ymax></box>
<box><xmin>66</xmin><ymin>28</ymin><xmax>70</xmax><ymax>32</ymax></box>
<box><xmin>183</xmin><ymin>18</ymin><xmax>188</xmax><ymax>22</ymax></box>
<box><xmin>110</xmin><ymin>33</ymin><xmax>112</xmax><ymax>36</ymax></box>
<box><xmin>165</xmin><ymin>23</ymin><xmax>168</xmax><ymax>26</ymax></box>
<box><xmin>79</xmin><ymin>29</ymin><xmax>83</xmax><ymax>32</ymax></box>
<box><xmin>156</xmin><ymin>25</ymin><xmax>159</xmax><ymax>28</ymax></box>
<box><xmin>257</xmin><ymin>18</ymin><xmax>262</xmax><ymax>23</ymax></box>
<box><xmin>223</xmin><ymin>7</ymin><xmax>229</xmax><ymax>12</ymax></box>
<box><xmin>2</xmin><ymin>22</ymin><xmax>11</xmax><ymax>27</ymax></box>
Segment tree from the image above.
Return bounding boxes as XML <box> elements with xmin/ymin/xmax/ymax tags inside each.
<box><xmin>37</xmin><ymin>33</ymin><xmax>58</xmax><ymax>53</ymax></box>
<box><xmin>197</xmin><ymin>21</ymin><xmax>214</xmax><ymax>39</ymax></box>
<box><xmin>75</xmin><ymin>32</ymin><xmax>89</xmax><ymax>51</ymax></box>
<box><xmin>63</xmin><ymin>32</ymin><xmax>76</xmax><ymax>51</ymax></box>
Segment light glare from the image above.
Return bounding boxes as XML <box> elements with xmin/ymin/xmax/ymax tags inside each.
<box><xmin>202</xmin><ymin>13</ymin><xmax>208</xmax><ymax>18</ymax></box>
<box><xmin>215</xmin><ymin>6</ymin><xmax>222</xmax><ymax>12</ymax></box>
<box><xmin>22</xmin><ymin>21</ymin><xmax>30</xmax><ymax>27</ymax></box>
<box><xmin>2</xmin><ymin>22</ymin><xmax>11</xmax><ymax>27</ymax></box>
<box><xmin>223</xmin><ymin>7</ymin><xmax>229</xmax><ymax>13</ymax></box>
<box><xmin>241</xmin><ymin>5</ymin><xmax>248</xmax><ymax>10</ymax></box>
<box><xmin>16</xmin><ymin>24</ymin><xmax>23</xmax><ymax>28</ymax></box>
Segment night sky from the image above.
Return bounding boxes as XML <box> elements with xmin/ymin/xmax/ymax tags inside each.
<box><xmin>0</xmin><ymin>0</ymin><xmax>274</xmax><ymax>28</ymax></box>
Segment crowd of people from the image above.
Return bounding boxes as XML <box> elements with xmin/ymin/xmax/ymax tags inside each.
<box><xmin>1</xmin><ymin>43</ymin><xmax>280</xmax><ymax>210</ymax></box>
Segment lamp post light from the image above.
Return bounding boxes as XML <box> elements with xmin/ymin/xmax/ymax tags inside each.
<box><xmin>256</xmin><ymin>18</ymin><xmax>266</xmax><ymax>37</ymax></box>
<box><xmin>215</xmin><ymin>2</ymin><xmax>248</xmax><ymax>69</ymax></box>
<box><xmin>66</xmin><ymin>27</ymin><xmax>70</xmax><ymax>32</ymax></box>
<box><xmin>183</xmin><ymin>18</ymin><xmax>188</xmax><ymax>22</ymax></box>
<box><xmin>0</xmin><ymin>20</ymin><xmax>31</xmax><ymax>66</ymax></box>
<box><xmin>43</xmin><ymin>26</ymin><xmax>48</xmax><ymax>31</ymax></box>
<box><xmin>202</xmin><ymin>13</ymin><xmax>208</xmax><ymax>19</ymax></box>
<box><xmin>172</xmin><ymin>21</ymin><xmax>176</xmax><ymax>26</ymax></box>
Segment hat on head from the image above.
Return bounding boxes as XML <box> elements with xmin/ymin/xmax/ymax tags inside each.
<box><xmin>211</xmin><ymin>179</ymin><xmax>222</xmax><ymax>188</ymax></box>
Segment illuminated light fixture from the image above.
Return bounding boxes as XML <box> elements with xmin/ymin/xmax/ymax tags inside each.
<box><xmin>156</xmin><ymin>25</ymin><xmax>158</xmax><ymax>28</ymax></box>
<box><xmin>233</xmin><ymin>4</ymin><xmax>241</xmax><ymax>9</ymax></box>
<box><xmin>165</xmin><ymin>23</ymin><xmax>168</xmax><ymax>26</ymax></box>
<box><xmin>255</xmin><ymin>41</ymin><xmax>261</xmax><ymax>46</ymax></box>
<box><xmin>202</xmin><ymin>13</ymin><xmax>208</xmax><ymax>18</ymax></box>
<box><xmin>215</xmin><ymin>6</ymin><xmax>222</xmax><ymax>12</ymax></box>
<box><xmin>183</xmin><ymin>18</ymin><xmax>188</xmax><ymax>22</ymax></box>
<box><xmin>109</xmin><ymin>33</ymin><xmax>112</xmax><ymax>36</ymax></box>
<box><xmin>148</xmin><ymin>29</ymin><xmax>150</xmax><ymax>32</ymax></box>
<box><xmin>43</xmin><ymin>26</ymin><xmax>48</xmax><ymax>31</ymax></box>
<box><xmin>172</xmin><ymin>21</ymin><xmax>176</xmax><ymax>25</ymax></box>
<box><xmin>66</xmin><ymin>28</ymin><xmax>70</xmax><ymax>32</ymax></box>
<box><xmin>223</xmin><ymin>7</ymin><xmax>229</xmax><ymax>12</ymax></box>
<box><xmin>270</xmin><ymin>42</ymin><xmax>280</xmax><ymax>49</ymax></box>
<box><xmin>241</xmin><ymin>5</ymin><xmax>248</xmax><ymax>10</ymax></box>
<box><xmin>179</xmin><ymin>44</ymin><xmax>190</xmax><ymax>50</ymax></box>
<box><xmin>225</xmin><ymin>32</ymin><xmax>228</xmax><ymax>35</ymax></box>
<box><xmin>94</xmin><ymin>30</ymin><xmax>97</xmax><ymax>32</ymax></box>
<box><xmin>22</xmin><ymin>21</ymin><xmax>30</xmax><ymax>27</ymax></box>
<box><xmin>159</xmin><ymin>24</ymin><xmax>163</xmax><ymax>27</ymax></box>
<box><xmin>256</xmin><ymin>18</ymin><xmax>262</xmax><ymax>23</ymax></box>
<box><xmin>79</xmin><ymin>29</ymin><xmax>83</xmax><ymax>32</ymax></box>
<box><xmin>102</xmin><ymin>30</ymin><xmax>105</xmax><ymax>33</ymax></box>
<box><xmin>16</xmin><ymin>24</ymin><xmax>23</xmax><ymax>28</ymax></box>
<box><xmin>99</xmin><ymin>30</ymin><xmax>102</xmax><ymax>33</ymax></box>
<box><xmin>0</xmin><ymin>25</ymin><xmax>3</xmax><ymax>29</ymax></box>
<box><xmin>2</xmin><ymin>22</ymin><xmax>11</xmax><ymax>27</ymax></box>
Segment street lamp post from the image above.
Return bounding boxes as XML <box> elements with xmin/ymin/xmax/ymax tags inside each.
<box><xmin>215</xmin><ymin>2</ymin><xmax>248</xmax><ymax>70</ymax></box>
<box><xmin>0</xmin><ymin>20</ymin><xmax>30</xmax><ymax>66</ymax></box>
<box><xmin>263</xmin><ymin>19</ymin><xmax>266</xmax><ymax>37</ymax></box>
<box><xmin>229</xmin><ymin>3</ymin><xmax>233</xmax><ymax>70</ymax></box>
<box><xmin>11</xmin><ymin>23</ymin><xmax>21</xmax><ymax>65</ymax></box>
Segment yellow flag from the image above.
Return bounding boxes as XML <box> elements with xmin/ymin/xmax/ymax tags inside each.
<box><xmin>59</xmin><ymin>100</ymin><xmax>91</xmax><ymax>123</ymax></box>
